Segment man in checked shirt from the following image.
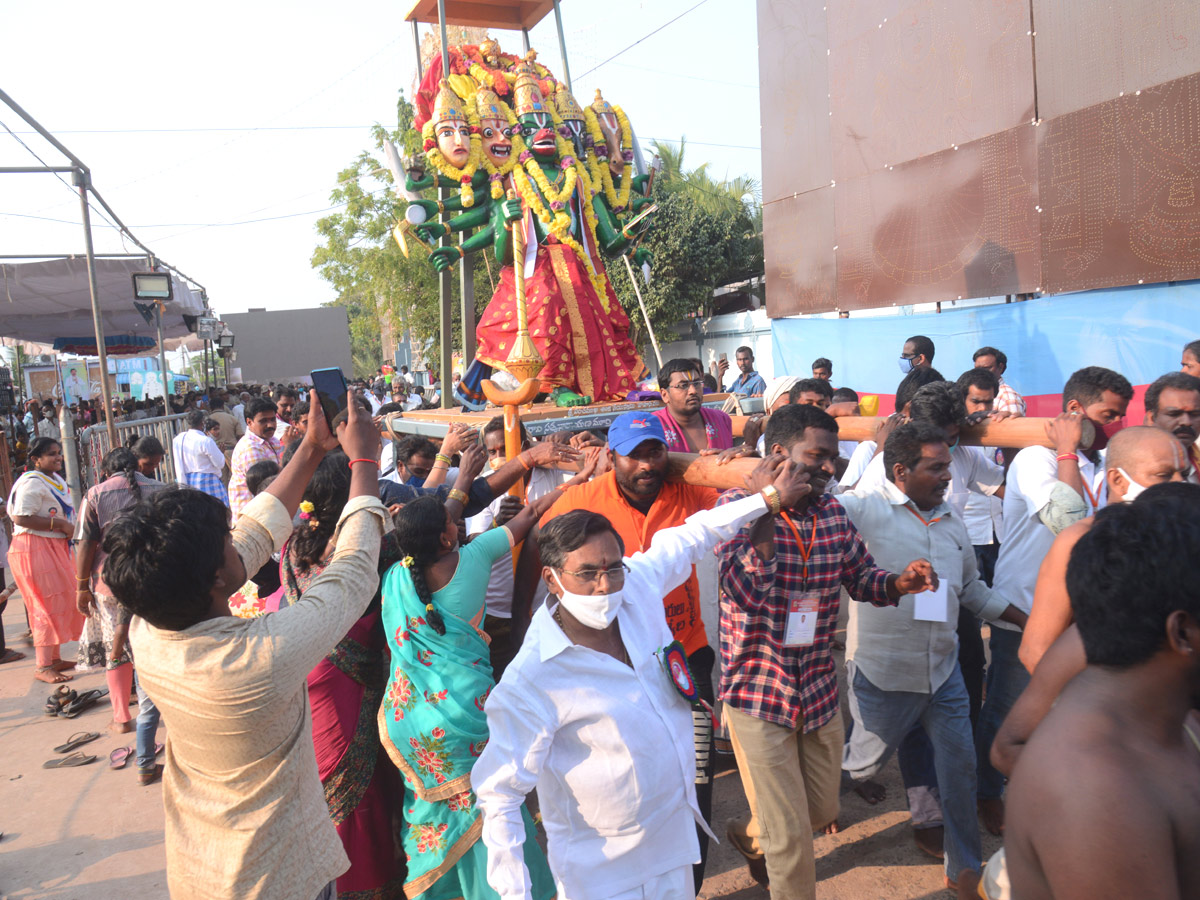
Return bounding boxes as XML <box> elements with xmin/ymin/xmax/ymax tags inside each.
<box><xmin>715</xmin><ymin>404</ymin><xmax>935</xmax><ymax>900</ymax></box>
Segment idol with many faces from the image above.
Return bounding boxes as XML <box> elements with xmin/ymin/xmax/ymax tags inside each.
<box><xmin>480</xmin><ymin>117</ymin><xmax>513</xmax><ymax>168</ymax></box>
<box><xmin>435</xmin><ymin>118</ymin><xmax>472</xmax><ymax>168</ymax></box>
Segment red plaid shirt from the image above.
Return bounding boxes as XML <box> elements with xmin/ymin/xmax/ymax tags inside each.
<box><xmin>715</xmin><ymin>489</ymin><xmax>895</xmax><ymax>731</ymax></box>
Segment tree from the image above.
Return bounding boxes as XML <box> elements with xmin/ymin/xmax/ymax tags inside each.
<box><xmin>610</xmin><ymin>138</ymin><xmax>764</xmax><ymax>350</ymax></box>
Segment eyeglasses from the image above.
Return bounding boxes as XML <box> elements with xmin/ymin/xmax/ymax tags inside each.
<box><xmin>557</xmin><ymin>563</ymin><xmax>630</xmax><ymax>586</ymax></box>
<box><xmin>668</xmin><ymin>379</ymin><xmax>704</xmax><ymax>391</ymax></box>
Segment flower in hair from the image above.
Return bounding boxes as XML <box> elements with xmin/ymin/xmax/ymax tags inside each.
<box><xmin>299</xmin><ymin>501</ymin><xmax>315</xmax><ymax>520</ymax></box>
<box><xmin>401</xmin><ymin>556</ymin><xmax>414</xmax><ymax>568</ymax></box>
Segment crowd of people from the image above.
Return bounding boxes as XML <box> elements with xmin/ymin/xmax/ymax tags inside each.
<box><xmin>4</xmin><ymin>336</ymin><xmax>1200</xmax><ymax>900</ymax></box>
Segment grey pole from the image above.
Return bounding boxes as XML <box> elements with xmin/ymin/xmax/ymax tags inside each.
<box><xmin>149</xmin><ymin>257</ymin><xmax>172</xmax><ymax>406</ymax></box>
<box><xmin>460</xmin><ymin>228</ymin><xmax>476</xmax><ymax>368</ymax></box>
<box><xmin>74</xmin><ymin>169</ymin><xmax>117</xmax><ymax>447</ymax></box>
<box><xmin>552</xmin><ymin>0</ymin><xmax>573</xmax><ymax>90</ymax></box>
<box><xmin>411</xmin><ymin>20</ymin><xmax>424</xmax><ymax>79</ymax></box>
<box><xmin>522</xmin><ymin>28</ymin><xmax>531</xmax><ymax>54</ymax></box>
<box><xmin>437</xmin><ymin>0</ymin><xmax>454</xmax><ymax>408</ymax></box>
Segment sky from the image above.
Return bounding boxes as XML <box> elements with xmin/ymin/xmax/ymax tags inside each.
<box><xmin>0</xmin><ymin>0</ymin><xmax>760</xmax><ymax>320</ymax></box>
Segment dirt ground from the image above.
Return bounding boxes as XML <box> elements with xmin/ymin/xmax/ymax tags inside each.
<box><xmin>0</xmin><ymin>591</ymin><xmax>1000</xmax><ymax>900</ymax></box>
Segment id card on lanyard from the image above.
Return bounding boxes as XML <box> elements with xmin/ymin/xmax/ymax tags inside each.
<box><xmin>780</xmin><ymin>511</ymin><xmax>821</xmax><ymax>647</ymax></box>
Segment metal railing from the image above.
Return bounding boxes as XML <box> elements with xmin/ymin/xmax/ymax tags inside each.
<box><xmin>78</xmin><ymin>413</ymin><xmax>188</xmax><ymax>489</ymax></box>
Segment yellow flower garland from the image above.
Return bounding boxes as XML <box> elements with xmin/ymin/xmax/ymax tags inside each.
<box><xmin>582</xmin><ymin>105</ymin><xmax>635</xmax><ymax>212</ymax></box>
<box><xmin>422</xmin><ymin>110</ymin><xmax>484</xmax><ymax>208</ymax></box>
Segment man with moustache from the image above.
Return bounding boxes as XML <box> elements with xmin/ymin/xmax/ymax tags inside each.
<box><xmin>532</xmin><ymin>411</ymin><xmax>723</xmax><ymax>889</ymax></box>
<box><xmin>653</xmin><ymin>358</ymin><xmax>734</xmax><ymax>453</ymax></box>
<box><xmin>715</xmin><ymin>406</ymin><xmax>937</xmax><ymax>898</ymax></box>
<box><xmin>1143</xmin><ymin>371</ymin><xmax>1200</xmax><ymax>482</ymax></box>
<box><xmin>839</xmin><ymin>423</ymin><xmax>1028</xmax><ymax>892</ymax></box>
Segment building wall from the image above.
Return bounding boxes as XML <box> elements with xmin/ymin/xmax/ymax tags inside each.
<box><xmin>221</xmin><ymin>307</ymin><xmax>353</xmax><ymax>384</ymax></box>
<box><xmin>758</xmin><ymin>0</ymin><xmax>1200</xmax><ymax>317</ymax></box>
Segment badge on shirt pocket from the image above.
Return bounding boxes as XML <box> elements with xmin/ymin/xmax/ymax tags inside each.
<box><xmin>783</xmin><ymin>593</ymin><xmax>821</xmax><ymax>647</ymax></box>
<box><xmin>660</xmin><ymin>640</ymin><xmax>699</xmax><ymax>703</ymax></box>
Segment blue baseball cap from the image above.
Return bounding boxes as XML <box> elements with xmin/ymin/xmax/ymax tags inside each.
<box><xmin>608</xmin><ymin>411</ymin><xmax>667</xmax><ymax>456</ymax></box>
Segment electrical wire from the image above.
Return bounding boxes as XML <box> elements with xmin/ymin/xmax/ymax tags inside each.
<box><xmin>575</xmin><ymin>1</ymin><xmax>712</xmax><ymax>80</ymax></box>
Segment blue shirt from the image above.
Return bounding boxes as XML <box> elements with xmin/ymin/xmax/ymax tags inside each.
<box><xmin>727</xmin><ymin>371</ymin><xmax>767</xmax><ymax>396</ymax></box>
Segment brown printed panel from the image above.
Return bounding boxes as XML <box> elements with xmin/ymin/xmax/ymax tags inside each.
<box><xmin>1039</xmin><ymin>70</ymin><xmax>1200</xmax><ymax>293</ymax></box>
<box><xmin>1033</xmin><ymin>0</ymin><xmax>1200</xmax><ymax>120</ymax></box>
<box><xmin>833</xmin><ymin>123</ymin><xmax>1041</xmax><ymax>311</ymax></box>
<box><xmin>827</xmin><ymin>0</ymin><xmax>1035</xmax><ymax>183</ymax></box>
<box><xmin>763</xmin><ymin>188</ymin><xmax>838</xmax><ymax>318</ymax></box>
<box><xmin>757</xmin><ymin>0</ymin><xmax>834</xmax><ymax>200</ymax></box>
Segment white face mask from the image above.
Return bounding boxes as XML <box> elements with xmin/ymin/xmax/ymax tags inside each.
<box><xmin>1116</xmin><ymin>467</ymin><xmax>1149</xmax><ymax>502</ymax></box>
<box><xmin>552</xmin><ymin>570</ymin><xmax>624</xmax><ymax>630</ymax></box>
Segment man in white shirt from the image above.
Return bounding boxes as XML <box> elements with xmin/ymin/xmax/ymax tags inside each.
<box><xmin>172</xmin><ymin>410</ymin><xmax>231</xmax><ymax>506</ymax></box>
<box><xmin>980</xmin><ymin>366</ymin><xmax>1131</xmax><ymax>831</ymax></box>
<box><xmin>472</xmin><ymin>461</ymin><xmax>810</xmax><ymax>900</ymax></box>
<box><xmin>839</xmin><ymin>422</ymin><xmax>1027</xmax><ymax>893</ymax></box>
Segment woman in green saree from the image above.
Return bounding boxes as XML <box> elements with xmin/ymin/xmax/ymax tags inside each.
<box><xmin>379</xmin><ymin>444</ymin><xmax>559</xmax><ymax>900</ymax></box>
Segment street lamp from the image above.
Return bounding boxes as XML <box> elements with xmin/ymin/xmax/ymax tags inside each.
<box><xmin>133</xmin><ymin>271</ymin><xmax>173</xmax><ymax>400</ymax></box>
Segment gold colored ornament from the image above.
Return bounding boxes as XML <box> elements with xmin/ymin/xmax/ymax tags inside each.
<box><xmin>553</xmin><ymin>84</ymin><xmax>586</xmax><ymax>123</ymax></box>
<box><xmin>473</xmin><ymin>87</ymin><xmax>520</xmax><ymax>198</ymax></box>
<box><xmin>423</xmin><ymin>79</ymin><xmax>484</xmax><ymax>208</ymax></box>
<box><xmin>512</xmin><ymin>60</ymin><xmax>548</xmax><ymax>118</ymax></box>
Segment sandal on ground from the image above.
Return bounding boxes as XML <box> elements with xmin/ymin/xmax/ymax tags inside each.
<box><xmin>137</xmin><ymin>764</ymin><xmax>164</xmax><ymax>786</ymax></box>
<box><xmin>59</xmin><ymin>687</ymin><xmax>108</xmax><ymax>719</ymax></box>
<box><xmin>0</xmin><ymin>649</ymin><xmax>25</xmax><ymax>665</ymax></box>
<box><xmin>53</xmin><ymin>731</ymin><xmax>100</xmax><ymax>753</ymax></box>
<box><xmin>42</xmin><ymin>751</ymin><xmax>96</xmax><ymax>769</ymax></box>
<box><xmin>109</xmin><ymin>747</ymin><xmax>134</xmax><ymax>770</ymax></box>
<box><xmin>35</xmin><ymin>666</ymin><xmax>73</xmax><ymax>685</ymax></box>
<box><xmin>44</xmin><ymin>686</ymin><xmax>77</xmax><ymax>715</ymax></box>
<box><xmin>155</xmin><ymin>742</ymin><xmax>164</xmax><ymax>757</ymax></box>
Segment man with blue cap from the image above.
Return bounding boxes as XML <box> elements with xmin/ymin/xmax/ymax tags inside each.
<box><xmin>516</xmin><ymin>410</ymin><xmax>723</xmax><ymax>889</ymax></box>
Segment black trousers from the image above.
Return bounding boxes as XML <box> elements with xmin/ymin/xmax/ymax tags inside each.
<box><xmin>689</xmin><ymin>644</ymin><xmax>717</xmax><ymax>893</ymax></box>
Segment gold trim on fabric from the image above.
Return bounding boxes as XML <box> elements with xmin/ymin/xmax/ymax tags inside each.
<box><xmin>402</xmin><ymin>814</ymin><xmax>484</xmax><ymax>897</ymax></box>
<box><xmin>376</xmin><ymin>703</ymin><xmax>475</xmax><ymax>802</ymax></box>
<box><xmin>548</xmin><ymin>244</ymin><xmax>595</xmax><ymax>400</ymax></box>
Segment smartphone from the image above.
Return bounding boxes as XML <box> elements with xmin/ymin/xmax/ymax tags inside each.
<box><xmin>310</xmin><ymin>367</ymin><xmax>348</xmax><ymax>424</ymax></box>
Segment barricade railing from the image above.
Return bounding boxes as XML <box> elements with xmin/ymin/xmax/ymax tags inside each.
<box><xmin>79</xmin><ymin>413</ymin><xmax>188</xmax><ymax>489</ymax></box>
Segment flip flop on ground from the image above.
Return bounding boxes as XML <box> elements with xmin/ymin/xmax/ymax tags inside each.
<box><xmin>0</xmin><ymin>649</ymin><xmax>25</xmax><ymax>664</ymax></box>
<box><xmin>59</xmin><ymin>688</ymin><xmax>108</xmax><ymax>719</ymax></box>
<box><xmin>109</xmin><ymin>747</ymin><xmax>133</xmax><ymax>770</ymax></box>
<box><xmin>44</xmin><ymin>686</ymin><xmax>76</xmax><ymax>715</ymax></box>
<box><xmin>42</xmin><ymin>751</ymin><xmax>96</xmax><ymax>769</ymax></box>
<box><xmin>53</xmin><ymin>731</ymin><xmax>100</xmax><ymax>753</ymax></box>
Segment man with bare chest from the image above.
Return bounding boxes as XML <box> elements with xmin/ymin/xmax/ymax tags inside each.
<box><xmin>1005</xmin><ymin>484</ymin><xmax>1200</xmax><ymax>900</ymax></box>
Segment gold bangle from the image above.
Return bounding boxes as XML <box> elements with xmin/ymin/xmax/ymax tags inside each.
<box><xmin>436</xmin><ymin>200</ymin><xmax>445</xmax><ymax>215</ymax></box>
<box><xmin>760</xmin><ymin>485</ymin><xmax>782</xmax><ymax>515</ymax></box>
<box><xmin>435</xmin><ymin>453</ymin><xmax>452</xmax><ymax>465</ymax></box>
<box><xmin>448</xmin><ymin>488</ymin><xmax>468</xmax><ymax>505</ymax></box>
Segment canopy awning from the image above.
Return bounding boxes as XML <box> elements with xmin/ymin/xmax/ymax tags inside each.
<box><xmin>0</xmin><ymin>257</ymin><xmax>204</xmax><ymax>346</ymax></box>
<box><xmin>404</xmin><ymin>0</ymin><xmax>555</xmax><ymax>29</ymax></box>
<box><xmin>52</xmin><ymin>334</ymin><xmax>157</xmax><ymax>356</ymax></box>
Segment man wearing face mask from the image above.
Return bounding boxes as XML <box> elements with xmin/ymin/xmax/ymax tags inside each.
<box><xmin>525</xmin><ymin>411</ymin><xmax>724</xmax><ymax>889</ymax></box>
<box><xmin>1018</xmin><ymin>426</ymin><xmax>1188</xmax><ymax>674</ymax></box>
<box><xmin>1143</xmin><ymin>371</ymin><xmax>1200</xmax><ymax>483</ymax></box>
<box><xmin>898</xmin><ymin>334</ymin><xmax>936</xmax><ymax>375</ymax></box>
<box><xmin>473</xmin><ymin>458</ymin><xmax>811</xmax><ymax>900</ymax></box>
<box><xmin>979</xmin><ymin>366</ymin><xmax>1131</xmax><ymax>832</ymax></box>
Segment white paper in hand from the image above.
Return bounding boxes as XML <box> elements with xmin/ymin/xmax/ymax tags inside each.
<box><xmin>912</xmin><ymin>579</ymin><xmax>949</xmax><ymax>623</ymax></box>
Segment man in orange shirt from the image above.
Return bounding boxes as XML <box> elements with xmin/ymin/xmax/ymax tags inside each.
<box><xmin>514</xmin><ymin>410</ymin><xmax>720</xmax><ymax>890</ymax></box>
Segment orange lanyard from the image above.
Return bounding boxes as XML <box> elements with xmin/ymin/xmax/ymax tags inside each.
<box><xmin>1081</xmin><ymin>476</ymin><xmax>1098</xmax><ymax>513</ymax></box>
<box><xmin>904</xmin><ymin>506</ymin><xmax>943</xmax><ymax>527</ymax></box>
<box><xmin>780</xmin><ymin>510</ymin><xmax>818</xmax><ymax>582</ymax></box>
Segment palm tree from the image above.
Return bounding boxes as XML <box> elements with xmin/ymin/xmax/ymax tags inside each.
<box><xmin>649</xmin><ymin>137</ymin><xmax>761</xmax><ymax>222</ymax></box>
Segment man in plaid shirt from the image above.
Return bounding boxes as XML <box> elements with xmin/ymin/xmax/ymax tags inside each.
<box><xmin>716</xmin><ymin>404</ymin><xmax>934</xmax><ymax>899</ymax></box>
<box><xmin>229</xmin><ymin>396</ymin><xmax>284</xmax><ymax>519</ymax></box>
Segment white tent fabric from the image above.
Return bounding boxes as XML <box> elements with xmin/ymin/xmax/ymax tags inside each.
<box><xmin>0</xmin><ymin>257</ymin><xmax>204</xmax><ymax>344</ymax></box>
